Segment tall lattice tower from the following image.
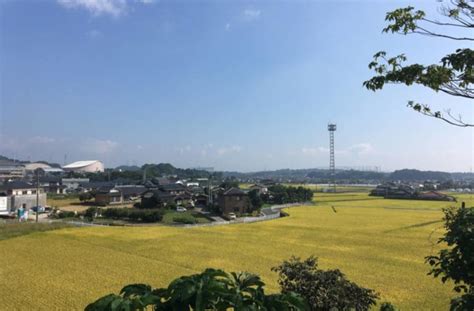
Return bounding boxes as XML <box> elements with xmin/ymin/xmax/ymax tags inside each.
<box><xmin>328</xmin><ymin>124</ymin><xmax>337</xmax><ymax>192</ymax></box>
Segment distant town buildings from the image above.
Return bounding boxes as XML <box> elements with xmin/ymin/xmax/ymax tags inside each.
<box><xmin>0</xmin><ymin>159</ymin><xmax>25</xmax><ymax>180</ymax></box>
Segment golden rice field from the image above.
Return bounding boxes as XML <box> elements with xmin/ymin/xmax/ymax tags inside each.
<box><xmin>1</xmin><ymin>192</ymin><xmax>472</xmax><ymax>310</ymax></box>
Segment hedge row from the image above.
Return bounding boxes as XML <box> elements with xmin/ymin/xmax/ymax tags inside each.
<box><xmin>101</xmin><ymin>208</ymin><xmax>163</xmax><ymax>223</ymax></box>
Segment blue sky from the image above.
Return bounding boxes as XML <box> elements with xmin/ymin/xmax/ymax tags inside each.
<box><xmin>1</xmin><ymin>0</ymin><xmax>472</xmax><ymax>172</ymax></box>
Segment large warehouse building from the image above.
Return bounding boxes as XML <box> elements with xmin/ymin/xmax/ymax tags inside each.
<box><xmin>63</xmin><ymin>160</ymin><xmax>104</xmax><ymax>173</ymax></box>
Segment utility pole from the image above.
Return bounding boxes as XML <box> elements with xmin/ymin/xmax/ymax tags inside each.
<box><xmin>208</xmin><ymin>175</ymin><xmax>213</xmax><ymax>205</ymax></box>
<box><xmin>36</xmin><ymin>169</ymin><xmax>39</xmax><ymax>223</ymax></box>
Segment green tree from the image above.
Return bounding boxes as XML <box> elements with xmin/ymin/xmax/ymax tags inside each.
<box><xmin>85</xmin><ymin>268</ymin><xmax>308</xmax><ymax>311</ymax></box>
<box><xmin>248</xmin><ymin>189</ymin><xmax>263</xmax><ymax>210</ymax></box>
<box><xmin>426</xmin><ymin>204</ymin><xmax>474</xmax><ymax>310</ymax></box>
<box><xmin>364</xmin><ymin>0</ymin><xmax>473</xmax><ymax>127</ymax></box>
<box><xmin>272</xmin><ymin>256</ymin><xmax>379</xmax><ymax>311</ymax></box>
<box><xmin>79</xmin><ymin>192</ymin><xmax>93</xmax><ymax>203</ymax></box>
<box><xmin>220</xmin><ymin>181</ymin><xmax>240</xmax><ymax>190</ymax></box>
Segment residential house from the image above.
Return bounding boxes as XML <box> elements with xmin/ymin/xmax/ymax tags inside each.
<box><xmin>95</xmin><ymin>185</ymin><xmax>146</xmax><ymax>206</ymax></box>
<box><xmin>417</xmin><ymin>191</ymin><xmax>456</xmax><ymax>201</ymax></box>
<box><xmin>217</xmin><ymin>187</ymin><xmax>251</xmax><ymax>216</ymax></box>
<box><xmin>194</xmin><ymin>194</ymin><xmax>209</xmax><ymax>207</ymax></box>
<box><xmin>160</xmin><ymin>183</ymin><xmax>186</xmax><ymax>195</ymax></box>
<box><xmin>38</xmin><ymin>176</ymin><xmax>67</xmax><ymax>194</ymax></box>
<box><xmin>62</xmin><ymin>178</ymin><xmax>90</xmax><ymax>192</ymax></box>
<box><xmin>174</xmin><ymin>192</ymin><xmax>193</xmax><ymax>207</ymax></box>
<box><xmin>0</xmin><ymin>181</ymin><xmax>47</xmax><ymax>212</ymax></box>
<box><xmin>141</xmin><ymin>190</ymin><xmax>175</xmax><ymax>208</ymax></box>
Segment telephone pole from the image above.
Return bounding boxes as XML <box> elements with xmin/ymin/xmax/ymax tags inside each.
<box><xmin>36</xmin><ymin>169</ymin><xmax>39</xmax><ymax>223</ymax></box>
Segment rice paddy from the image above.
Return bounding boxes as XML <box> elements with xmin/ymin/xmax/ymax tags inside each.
<box><xmin>1</xmin><ymin>192</ymin><xmax>472</xmax><ymax>310</ymax></box>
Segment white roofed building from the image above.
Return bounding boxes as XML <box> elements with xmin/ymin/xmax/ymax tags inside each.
<box><xmin>63</xmin><ymin>160</ymin><xmax>104</xmax><ymax>173</ymax></box>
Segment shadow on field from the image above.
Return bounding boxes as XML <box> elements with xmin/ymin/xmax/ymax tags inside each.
<box><xmin>383</xmin><ymin>220</ymin><xmax>443</xmax><ymax>233</ymax></box>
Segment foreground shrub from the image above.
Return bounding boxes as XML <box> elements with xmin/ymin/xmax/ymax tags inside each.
<box><xmin>85</xmin><ymin>268</ymin><xmax>308</xmax><ymax>311</ymax></box>
<box><xmin>272</xmin><ymin>256</ymin><xmax>378</xmax><ymax>311</ymax></box>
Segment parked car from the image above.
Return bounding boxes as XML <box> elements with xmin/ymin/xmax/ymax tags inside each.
<box><xmin>228</xmin><ymin>213</ymin><xmax>237</xmax><ymax>220</ymax></box>
<box><xmin>31</xmin><ymin>206</ymin><xmax>46</xmax><ymax>213</ymax></box>
<box><xmin>176</xmin><ymin>206</ymin><xmax>187</xmax><ymax>212</ymax></box>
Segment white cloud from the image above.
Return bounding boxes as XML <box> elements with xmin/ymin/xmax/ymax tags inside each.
<box><xmin>57</xmin><ymin>0</ymin><xmax>154</xmax><ymax>17</ymax></box>
<box><xmin>82</xmin><ymin>138</ymin><xmax>119</xmax><ymax>154</ymax></box>
<box><xmin>178</xmin><ymin>145</ymin><xmax>192</xmax><ymax>155</ymax></box>
<box><xmin>348</xmin><ymin>143</ymin><xmax>375</xmax><ymax>155</ymax></box>
<box><xmin>301</xmin><ymin>143</ymin><xmax>375</xmax><ymax>157</ymax></box>
<box><xmin>243</xmin><ymin>8</ymin><xmax>261</xmax><ymax>20</ymax></box>
<box><xmin>301</xmin><ymin>146</ymin><xmax>327</xmax><ymax>156</ymax></box>
<box><xmin>217</xmin><ymin>145</ymin><xmax>242</xmax><ymax>156</ymax></box>
<box><xmin>29</xmin><ymin>136</ymin><xmax>56</xmax><ymax>144</ymax></box>
<box><xmin>57</xmin><ymin>0</ymin><xmax>127</xmax><ymax>17</ymax></box>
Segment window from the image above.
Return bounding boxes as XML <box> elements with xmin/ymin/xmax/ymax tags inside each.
<box><xmin>22</xmin><ymin>191</ymin><xmax>27</xmax><ymax>195</ymax></box>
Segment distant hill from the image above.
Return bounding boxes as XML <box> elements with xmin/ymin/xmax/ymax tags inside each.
<box><xmin>224</xmin><ymin>168</ymin><xmax>473</xmax><ymax>183</ymax></box>
<box><xmin>0</xmin><ymin>155</ymin><xmax>61</xmax><ymax>168</ymax></box>
<box><xmin>389</xmin><ymin>169</ymin><xmax>452</xmax><ymax>181</ymax></box>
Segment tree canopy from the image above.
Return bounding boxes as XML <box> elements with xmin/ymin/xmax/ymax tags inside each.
<box><xmin>272</xmin><ymin>256</ymin><xmax>379</xmax><ymax>311</ymax></box>
<box><xmin>364</xmin><ymin>0</ymin><xmax>473</xmax><ymax>127</ymax></box>
<box><xmin>426</xmin><ymin>204</ymin><xmax>474</xmax><ymax>310</ymax></box>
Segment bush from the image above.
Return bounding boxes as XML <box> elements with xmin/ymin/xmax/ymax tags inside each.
<box><xmin>272</xmin><ymin>256</ymin><xmax>378</xmax><ymax>311</ymax></box>
<box><xmin>101</xmin><ymin>208</ymin><xmax>163</xmax><ymax>223</ymax></box>
<box><xmin>380</xmin><ymin>302</ymin><xmax>399</xmax><ymax>311</ymax></box>
<box><xmin>84</xmin><ymin>207</ymin><xmax>98</xmax><ymax>220</ymax></box>
<box><xmin>102</xmin><ymin>208</ymin><xmax>128</xmax><ymax>219</ymax></box>
<box><xmin>57</xmin><ymin>211</ymin><xmax>76</xmax><ymax>219</ymax></box>
<box><xmin>167</xmin><ymin>202</ymin><xmax>177</xmax><ymax>210</ymax></box>
<box><xmin>79</xmin><ymin>192</ymin><xmax>93</xmax><ymax>202</ymax></box>
<box><xmin>140</xmin><ymin>210</ymin><xmax>163</xmax><ymax>223</ymax></box>
<box><xmin>172</xmin><ymin>215</ymin><xmax>196</xmax><ymax>224</ymax></box>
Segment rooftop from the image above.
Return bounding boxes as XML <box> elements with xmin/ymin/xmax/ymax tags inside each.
<box><xmin>63</xmin><ymin>160</ymin><xmax>101</xmax><ymax>169</ymax></box>
<box><xmin>0</xmin><ymin>181</ymin><xmax>36</xmax><ymax>190</ymax></box>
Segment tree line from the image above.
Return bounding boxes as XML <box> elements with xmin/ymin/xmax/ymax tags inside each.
<box><xmin>262</xmin><ymin>185</ymin><xmax>314</xmax><ymax>205</ymax></box>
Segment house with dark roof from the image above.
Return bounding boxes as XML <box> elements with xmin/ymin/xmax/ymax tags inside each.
<box><xmin>217</xmin><ymin>187</ymin><xmax>251</xmax><ymax>216</ymax></box>
<box><xmin>0</xmin><ymin>181</ymin><xmax>47</xmax><ymax>214</ymax></box>
<box><xmin>141</xmin><ymin>189</ymin><xmax>175</xmax><ymax>208</ymax></box>
<box><xmin>417</xmin><ymin>191</ymin><xmax>456</xmax><ymax>202</ymax></box>
<box><xmin>152</xmin><ymin>177</ymin><xmax>172</xmax><ymax>186</ymax></box>
<box><xmin>95</xmin><ymin>185</ymin><xmax>146</xmax><ymax>206</ymax></box>
<box><xmin>194</xmin><ymin>194</ymin><xmax>209</xmax><ymax>207</ymax></box>
<box><xmin>38</xmin><ymin>176</ymin><xmax>67</xmax><ymax>194</ymax></box>
<box><xmin>160</xmin><ymin>183</ymin><xmax>187</xmax><ymax>195</ymax></box>
<box><xmin>174</xmin><ymin>192</ymin><xmax>194</xmax><ymax>207</ymax></box>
